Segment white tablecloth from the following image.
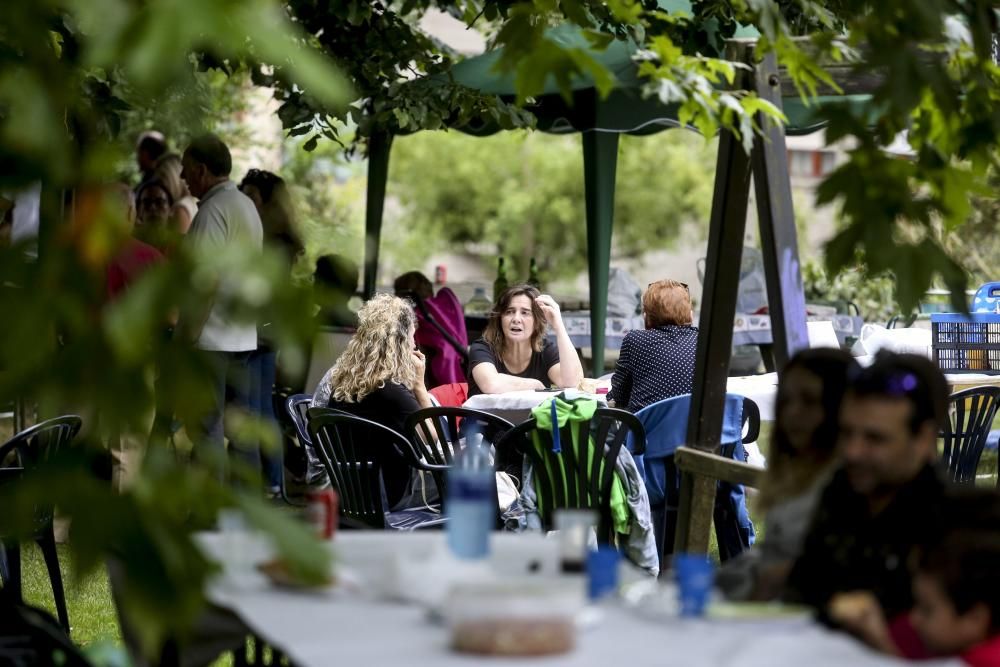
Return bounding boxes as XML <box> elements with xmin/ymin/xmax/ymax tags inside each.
<box><xmin>463</xmin><ymin>379</ymin><xmax>779</xmax><ymax>422</ymax></box>
<box><xmin>197</xmin><ymin>532</ymin><xmax>950</xmax><ymax>667</ymax></box>
<box><xmin>463</xmin><ymin>390</ymin><xmax>608</xmax><ymax>425</ymax></box>
<box><xmin>724</xmin><ymin>371</ymin><xmax>1000</xmax><ymax>423</ymax></box>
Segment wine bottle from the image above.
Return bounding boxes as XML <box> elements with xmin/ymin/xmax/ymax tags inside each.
<box><xmin>493</xmin><ymin>256</ymin><xmax>509</xmax><ymax>302</ymax></box>
<box><xmin>528</xmin><ymin>257</ymin><xmax>542</xmax><ymax>290</ymax></box>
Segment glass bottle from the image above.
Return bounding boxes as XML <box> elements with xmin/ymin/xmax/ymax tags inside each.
<box><xmin>493</xmin><ymin>256</ymin><xmax>509</xmax><ymax>302</ymax></box>
<box><xmin>528</xmin><ymin>257</ymin><xmax>542</xmax><ymax>290</ymax></box>
<box><xmin>464</xmin><ymin>287</ymin><xmax>492</xmax><ymax>316</ymax></box>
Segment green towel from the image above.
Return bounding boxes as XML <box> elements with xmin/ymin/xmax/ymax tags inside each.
<box><xmin>530</xmin><ymin>396</ymin><xmax>630</xmax><ymax>534</ymax></box>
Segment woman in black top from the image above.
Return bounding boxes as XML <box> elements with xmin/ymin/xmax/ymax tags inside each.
<box><xmin>607</xmin><ymin>279</ymin><xmax>699</xmax><ymax>413</ymax></box>
<box><xmin>467</xmin><ymin>284</ymin><xmax>584</xmax><ymax>397</ymax></box>
<box><xmin>309</xmin><ymin>293</ymin><xmax>433</xmax><ymax>506</ymax></box>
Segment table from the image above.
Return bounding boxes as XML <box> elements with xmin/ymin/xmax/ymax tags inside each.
<box><xmin>198</xmin><ymin>532</ymin><xmax>938</xmax><ymax>667</ymax></box>
<box><xmin>723</xmin><ymin>371</ymin><xmax>1000</xmax><ymax>423</ymax></box>
<box><xmin>463</xmin><ymin>377</ymin><xmax>776</xmax><ymax>424</ymax></box>
<box><xmin>463</xmin><ymin>389</ymin><xmax>608</xmax><ymax>425</ymax></box>
<box><xmin>732</xmin><ymin>314</ymin><xmax>863</xmax><ymax>348</ymax></box>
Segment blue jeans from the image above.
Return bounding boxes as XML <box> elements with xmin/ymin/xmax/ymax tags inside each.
<box><xmin>248</xmin><ymin>346</ymin><xmax>282</xmax><ymax>491</ymax></box>
<box><xmin>197</xmin><ymin>350</ymin><xmax>256</xmax><ymax>484</ymax></box>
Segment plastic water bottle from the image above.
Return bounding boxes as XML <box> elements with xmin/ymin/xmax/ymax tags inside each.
<box><xmin>447</xmin><ymin>433</ymin><xmax>493</xmax><ymax>560</ymax></box>
<box><xmin>464</xmin><ymin>287</ymin><xmax>492</xmax><ymax>316</ymax></box>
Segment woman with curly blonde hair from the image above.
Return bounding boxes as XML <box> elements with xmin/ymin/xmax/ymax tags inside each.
<box><xmin>308</xmin><ymin>294</ymin><xmax>433</xmax><ymax>503</ymax></box>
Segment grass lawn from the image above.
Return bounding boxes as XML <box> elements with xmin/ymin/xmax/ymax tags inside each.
<box><xmin>20</xmin><ymin>543</ymin><xmax>120</xmax><ymax>648</ymax></box>
<box><xmin>18</xmin><ymin>543</ymin><xmax>235</xmax><ymax>667</ymax></box>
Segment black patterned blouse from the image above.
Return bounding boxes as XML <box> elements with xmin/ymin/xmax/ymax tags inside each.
<box><xmin>607</xmin><ymin>325</ymin><xmax>699</xmax><ymax>413</ymax></box>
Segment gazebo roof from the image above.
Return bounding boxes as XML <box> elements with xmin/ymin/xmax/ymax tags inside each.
<box><xmin>428</xmin><ymin>1</ymin><xmax>866</xmax><ymax>138</ymax></box>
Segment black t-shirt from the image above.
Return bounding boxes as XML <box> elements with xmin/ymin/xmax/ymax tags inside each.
<box><xmin>467</xmin><ymin>338</ymin><xmax>560</xmax><ymax>398</ymax></box>
<box><xmin>326</xmin><ymin>382</ymin><xmax>419</xmax><ymax>509</ymax></box>
<box><xmin>784</xmin><ymin>464</ymin><xmax>948</xmax><ymax>619</ymax></box>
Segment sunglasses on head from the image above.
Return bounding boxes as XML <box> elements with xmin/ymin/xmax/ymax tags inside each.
<box><xmin>848</xmin><ymin>366</ymin><xmax>921</xmax><ymax>398</ymax></box>
<box><xmin>648</xmin><ymin>281</ymin><xmax>690</xmax><ymax>292</ymax></box>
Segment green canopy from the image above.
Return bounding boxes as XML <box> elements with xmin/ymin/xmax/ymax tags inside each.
<box><xmin>363</xmin><ymin>1</ymin><xmax>866</xmax><ymax>373</ymax></box>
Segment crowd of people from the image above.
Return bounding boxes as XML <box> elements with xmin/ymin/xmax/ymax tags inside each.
<box><xmin>108</xmin><ymin>131</ymin><xmax>360</xmax><ymax>497</ymax></box>
<box><xmin>106</xmin><ymin>129</ymin><xmax>1000</xmax><ymax>665</ymax></box>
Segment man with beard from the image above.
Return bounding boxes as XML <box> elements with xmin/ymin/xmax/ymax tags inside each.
<box><xmin>784</xmin><ymin>351</ymin><xmax>951</xmax><ymax>621</ymax></box>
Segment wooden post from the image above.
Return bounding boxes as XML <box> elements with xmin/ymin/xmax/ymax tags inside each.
<box><xmin>673</xmin><ymin>46</ymin><xmax>754</xmax><ymax>554</ymax></box>
<box><xmin>752</xmin><ymin>52</ymin><xmax>810</xmax><ymax>368</ymax></box>
<box><xmin>674</xmin><ymin>43</ymin><xmax>810</xmax><ymax>557</ymax></box>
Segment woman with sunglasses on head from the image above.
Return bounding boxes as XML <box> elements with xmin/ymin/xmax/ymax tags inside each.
<box><xmin>467</xmin><ymin>284</ymin><xmax>583</xmax><ymax>397</ymax></box>
<box><xmin>607</xmin><ymin>279</ymin><xmax>698</xmax><ymax>412</ymax></box>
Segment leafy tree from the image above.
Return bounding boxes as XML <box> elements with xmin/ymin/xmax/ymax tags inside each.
<box><xmin>385</xmin><ymin>129</ymin><xmax>715</xmax><ymax>282</ymax></box>
<box><xmin>802</xmin><ymin>259</ymin><xmax>897</xmax><ymax>324</ymax></box>
<box><xmin>272</xmin><ymin>0</ymin><xmax>998</xmax><ymax>314</ymax></box>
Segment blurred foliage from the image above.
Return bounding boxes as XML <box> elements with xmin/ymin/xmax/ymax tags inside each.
<box><xmin>0</xmin><ymin>0</ymin><xmax>349</xmax><ymax>659</ymax></box>
<box><xmin>384</xmin><ymin>128</ymin><xmax>715</xmax><ymax>282</ymax></box>
<box><xmin>282</xmin><ymin>135</ymin><xmax>366</xmax><ymax>276</ymax></box>
<box><xmin>942</xmin><ymin>162</ymin><xmax>1000</xmax><ymax>288</ymax></box>
<box><xmin>114</xmin><ymin>69</ymin><xmax>255</xmax><ymax>180</ymax></box>
<box><xmin>811</xmin><ymin>2</ymin><xmax>1000</xmax><ymax>314</ymax></box>
<box><xmin>801</xmin><ymin>258</ymin><xmax>897</xmax><ymax>324</ymax></box>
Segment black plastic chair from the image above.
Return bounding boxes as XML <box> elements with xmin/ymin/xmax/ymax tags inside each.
<box><xmin>494</xmin><ymin>407</ymin><xmax>645</xmax><ymax>542</ymax></box>
<box><xmin>403</xmin><ymin>407</ymin><xmax>514</xmax><ymax>503</ymax></box>
<box><xmin>306</xmin><ymin>410</ymin><xmax>447</xmax><ymax>530</ymax></box>
<box><xmin>941</xmin><ymin>387</ymin><xmax>1000</xmax><ymax>484</ymax></box>
<box><xmin>234</xmin><ymin>634</ymin><xmax>299</xmax><ymax>667</ymax></box>
<box><xmin>741</xmin><ymin>397</ymin><xmax>761</xmax><ymax>445</ymax></box>
<box><xmin>284</xmin><ymin>393</ymin><xmax>314</xmax><ymax>450</ymax></box>
<box><xmin>0</xmin><ymin>415</ymin><xmax>82</xmax><ymax>635</ymax></box>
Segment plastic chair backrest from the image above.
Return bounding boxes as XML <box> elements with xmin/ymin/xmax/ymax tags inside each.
<box><xmin>632</xmin><ymin>394</ymin><xmax>754</xmax><ymax>565</ymax></box>
<box><xmin>0</xmin><ymin>416</ymin><xmax>82</xmax><ymax>528</ymax></box>
<box><xmin>285</xmin><ymin>394</ymin><xmax>314</xmax><ymax>447</ymax></box>
<box><xmin>942</xmin><ymin>386</ymin><xmax>1000</xmax><ymax>484</ymax></box>
<box><xmin>631</xmin><ymin>393</ymin><xmax>748</xmax><ymax>459</ymax></box>
<box><xmin>973</xmin><ymin>282</ymin><xmax>1000</xmax><ymax>314</ymax></box>
<box><xmin>306</xmin><ymin>410</ymin><xmax>416</xmax><ymax>529</ymax></box>
<box><xmin>495</xmin><ymin>407</ymin><xmax>645</xmax><ymax>540</ymax></box>
<box><xmin>404</xmin><ymin>407</ymin><xmax>513</xmax><ymax>502</ymax></box>
<box><xmin>741</xmin><ymin>397</ymin><xmax>761</xmax><ymax>445</ymax></box>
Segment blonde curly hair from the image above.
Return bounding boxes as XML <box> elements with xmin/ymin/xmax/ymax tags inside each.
<box><xmin>327</xmin><ymin>293</ymin><xmax>419</xmax><ymax>403</ymax></box>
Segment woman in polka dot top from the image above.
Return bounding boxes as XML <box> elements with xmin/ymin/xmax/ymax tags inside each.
<box><xmin>607</xmin><ymin>279</ymin><xmax>698</xmax><ymax>413</ymax></box>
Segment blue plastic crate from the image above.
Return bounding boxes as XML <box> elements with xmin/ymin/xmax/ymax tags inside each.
<box><xmin>931</xmin><ymin>313</ymin><xmax>1000</xmax><ymax>374</ymax></box>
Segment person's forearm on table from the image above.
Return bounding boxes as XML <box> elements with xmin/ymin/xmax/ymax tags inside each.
<box><xmin>472</xmin><ymin>364</ymin><xmax>544</xmax><ymax>393</ymax></box>
<box><xmin>480</xmin><ymin>374</ymin><xmax>545</xmax><ymax>393</ymax></box>
<box><xmin>552</xmin><ymin>321</ymin><xmax>584</xmax><ymax>388</ymax></box>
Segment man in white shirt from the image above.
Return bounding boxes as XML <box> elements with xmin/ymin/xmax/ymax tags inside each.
<box><xmin>179</xmin><ymin>134</ymin><xmax>264</xmax><ymax>483</ymax></box>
